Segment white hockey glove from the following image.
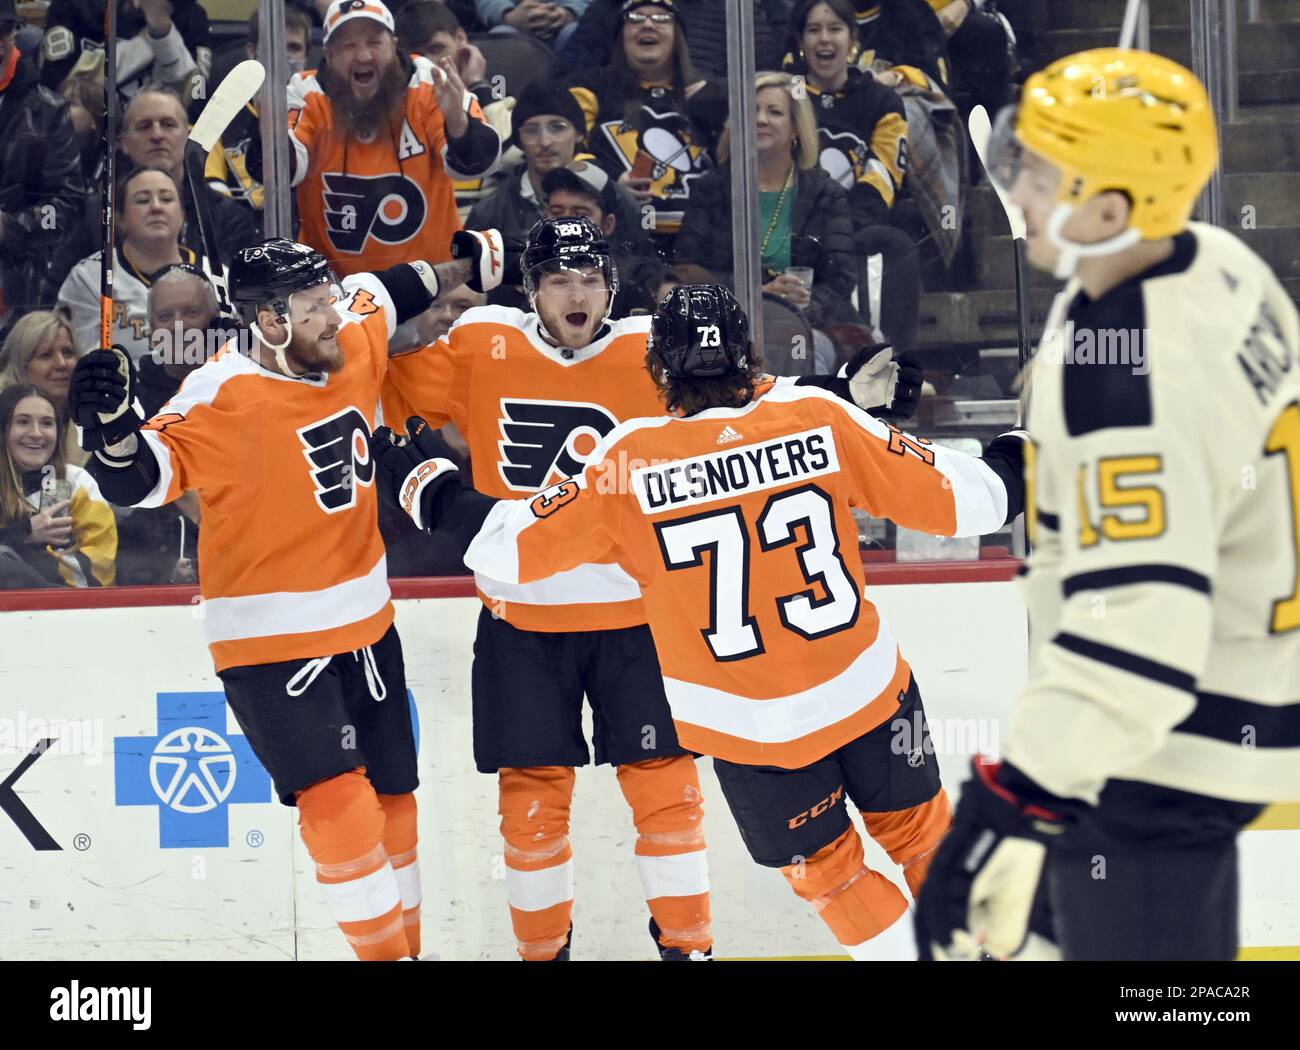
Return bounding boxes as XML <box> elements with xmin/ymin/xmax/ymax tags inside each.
<box><xmin>451</xmin><ymin>228</ymin><xmax>505</xmax><ymax>294</ymax></box>
<box><xmin>844</xmin><ymin>346</ymin><xmax>924</xmax><ymax>421</ymax></box>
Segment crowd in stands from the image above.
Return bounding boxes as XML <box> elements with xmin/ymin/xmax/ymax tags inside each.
<box><xmin>0</xmin><ymin>0</ymin><xmax>1046</xmax><ymax>590</ymax></box>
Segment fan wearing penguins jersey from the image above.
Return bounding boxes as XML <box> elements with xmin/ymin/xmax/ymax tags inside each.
<box><xmin>372</xmin><ymin>284</ymin><xmax>1028</xmax><ymax>961</ymax></box>
<box><xmin>790</xmin><ymin>0</ymin><xmax>922</xmax><ymax>356</ymax></box>
<box><xmin>380</xmin><ymin>216</ymin><xmax>924</xmax><ymax>962</ymax></box>
<box><xmin>66</xmin><ymin>230</ymin><xmax>503</xmax><ymax>962</ymax></box>
<box><xmin>915</xmin><ymin>50</ymin><xmax>1300</xmax><ymax>963</ymax></box>
<box><xmin>39</xmin><ymin>0</ymin><xmax>211</xmax><ymax>102</ymax></box>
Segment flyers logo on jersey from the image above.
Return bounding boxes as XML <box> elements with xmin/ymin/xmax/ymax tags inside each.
<box><xmin>497</xmin><ymin>399</ymin><xmax>618</xmax><ymax>492</ymax></box>
<box><xmin>321</xmin><ymin>172</ymin><xmax>428</xmax><ymax>254</ymax></box>
<box><xmin>298</xmin><ymin>407</ymin><xmax>376</xmax><ymax>512</ymax></box>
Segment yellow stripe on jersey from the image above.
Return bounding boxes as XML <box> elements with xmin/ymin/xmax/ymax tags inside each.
<box><xmin>865</xmin><ymin>110</ymin><xmax>908</xmax><ymax>208</ymax></box>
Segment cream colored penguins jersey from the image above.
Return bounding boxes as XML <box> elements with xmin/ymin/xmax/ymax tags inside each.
<box><xmin>1010</xmin><ymin>222</ymin><xmax>1300</xmax><ymax>805</ymax></box>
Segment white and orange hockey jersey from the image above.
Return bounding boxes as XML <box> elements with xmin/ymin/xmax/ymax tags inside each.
<box><xmin>287</xmin><ymin>55</ymin><xmax>497</xmax><ymax>277</ymax></box>
<box><xmin>382</xmin><ymin>306</ymin><xmax>674</xmax><ymax>632</ymax></box>
<box><xmin>135</xmin><ymin>274</ymin><xmax>405</xmax><ymax>671</ymax></box>
<box><xmin>462</xmin><ymin>383</ymin><xmax>1019</xmax><ymax>767</ymax></box>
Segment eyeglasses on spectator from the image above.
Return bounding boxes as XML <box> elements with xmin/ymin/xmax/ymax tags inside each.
<box><xmin>623</xmin><ymin>12</ymin><xmax>675</xmax><ymax>25</ymax></box>
<box><xmin>518</xmin><ymin>120</ymin><xmax>575</xmax><ymax>142</ymax></box>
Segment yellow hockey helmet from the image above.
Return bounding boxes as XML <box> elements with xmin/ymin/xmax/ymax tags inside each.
<box><xmin>1014</xmin><ymin>48</ymin><xmax>1219</xmax><ymax>240</ymax></box>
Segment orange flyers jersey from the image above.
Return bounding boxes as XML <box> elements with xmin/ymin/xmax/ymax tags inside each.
<box><xmin>382</xmin><ymin>305</ymin><xmax>671</xmax><ymax>631</ymax></box>
<box><xmin>136</xmin><ymin>273</ymin><xmax>402</xmax><ymax>672</ymax></box>
<box><xmin>287</xmin><ymin>56</ymin><xmax>492</xmax><ymax>277</ymax></box>
<box><xmin>463</xmin><ymin>384</ymin><xmax>1014</xmax><ymax>767</ymax></box>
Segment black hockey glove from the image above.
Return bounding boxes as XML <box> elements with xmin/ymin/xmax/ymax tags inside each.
<box><xmin>69</xmin><ymin>347</ymin><xmax>144</xmax><ymax>456</ymax></box>
<box><xmin>914</xmin><ymin>757</ymin><xmax>1068</xmax><ymax>961</ymax></box>
<box><xmin>451</xmin><ymin>228</ymin><xmax>505</xmax><ymax>294</ymax></box>
<box><xmin>371</xmin><ymin>416</ymin><xmax>463</xmax><ymax>533</ymax></box>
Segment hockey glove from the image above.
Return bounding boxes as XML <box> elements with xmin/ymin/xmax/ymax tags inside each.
<box><xmin>980</xmin><ymin>429</ymin><xmax>1030</xmax><ymax>524</ymax></box>
<box><xmin>69</xmin><ymin>347</ymin><xmax>144</xmax><ymax>456</ymax></box>
<box><xmin>844</xmin><ymin>345</ymin><xmax>923</xmax><ymax>421</ymax></box>
<box><xmin>914</xmin><ymin>757</ymin><xmax>1067</xmax><ymax>961</ymax></box>
<box><xmin>371</xmin><ymin>416</ymin><xmax>462</xmax><ymax>532</ymax></box>
<box><xmin>795</xmin><ymin>345</ymin><xmax>924</xmax><ymax>421</ymax></box>
<box><xmin>451</xmin><ymin>228</ymin><xmax>506</xmax><ymax>294</ymax></box>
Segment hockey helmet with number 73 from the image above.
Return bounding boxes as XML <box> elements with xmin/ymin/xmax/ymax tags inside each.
<box><xmin>650</xmin><ymin>284</ymin><xmax>752</xmax><ymax>379</ymax></box>
<box><xmin>986</xmin><ymin>48</ymin><xmax>1218</xmax><ymax>276</ymax></box>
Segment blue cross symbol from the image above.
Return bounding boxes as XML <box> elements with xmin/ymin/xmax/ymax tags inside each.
<box><xmin>115</xmin><ymin>692</ymin><xmax>273</xmax><ymax>849</ymax></box>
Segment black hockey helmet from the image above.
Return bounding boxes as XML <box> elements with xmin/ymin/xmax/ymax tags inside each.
<box><xmin>650</xmin><ymin>284</ymin><xmax>752</xmax><ymax>378</ymax></box>
<box><xmin>521</xmin><ymin>216</ymin><xmax>618</xmax><ymax>297</ymax></box>
<box><xmin>229</xmin><ymin>238</ymin><xmax>334</xmax><ymax>327</ymax></box>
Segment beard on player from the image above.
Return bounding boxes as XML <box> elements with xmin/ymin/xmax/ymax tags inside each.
<box><xmin>286</xmin><ymin>312</ymin><xmax>344</xmax><ymax>374</ymax></box>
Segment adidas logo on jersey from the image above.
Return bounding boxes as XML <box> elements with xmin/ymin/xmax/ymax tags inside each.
<box><xmin>716</xmin><ymin>425</ymin><xmax>742</xmax><ymax>445</ymax></box>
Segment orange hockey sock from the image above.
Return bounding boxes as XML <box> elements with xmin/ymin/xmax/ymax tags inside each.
<box><xmin>862</xmin><ymin>788</ymin><xmax>953</xmax><ymax>898</ymax></box>
<box><xmin>297</xmin><ymin>769</ymin><xmax>409</xmax><ymax>961</ymax></box>
<box><xmin>378</xmin><ymin>791</ymin><xmax>420</xmax><ymax>958</ymax></box>
<box><xmin>617</xmin><ymin>756</ymin><xmax>712</xmax><ymax>954</ymax></box>
<box><xmin>781</xmin><ymin>826</ymin><xmax>915</xmax><ymax>960</ymax></box>
<box><xmin>499</xmin><ymin>766</ymin><xmax>576</xmax><ymax>960</ymax></box>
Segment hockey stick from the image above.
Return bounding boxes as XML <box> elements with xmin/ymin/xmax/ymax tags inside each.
<box><xmin>184</xmin><ymin>59</ymin><xmax>266</xmax><ymax>316</ymax></box>
<box><xmin>99</xmin><ymin>0</ymin><xmax>118</xmax><ymax>356</ymax></box>
<box><xmin>968</xmin><ymin>104</ymin><xmax>1032</xmax><ymax>375</ymax></box>
<box><xmin>1118</xmin><ymin>0</ymin><xmax>1145</xmax><ymax>50</ymax></box>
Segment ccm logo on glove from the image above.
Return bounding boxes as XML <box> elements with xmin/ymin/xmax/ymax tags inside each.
<box><xmin>401</xmin><ymin>460</ymin><xmax>446</xmax><ymax>517</ymax></box>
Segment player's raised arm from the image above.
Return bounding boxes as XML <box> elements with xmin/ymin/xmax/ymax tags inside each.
<box><xmin>345</xmin><ymin>228</ymin><xmax>504</xmax><ymax>342</ymax></box>
<box><xmin>800</xmin><ymin>386</ymin><xmax>1026</xmax><ymax>538</ymax></box>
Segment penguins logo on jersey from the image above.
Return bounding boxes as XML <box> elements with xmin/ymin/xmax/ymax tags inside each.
<box><xmin>298</xmin><ymin>407</ymin><xmax>376</xmax><ymax>512</ymax></box>
<box><xmin>816</xmin><ymin>126</ymin><xmax>907</xmax><ymax>196</ymax></box>
<box><xmin>600</xmin><ymin>107</ymin><xmax>711</xmax><ymax>202</ymax></box>
<box><xmin>497</xmin><ymin>399</ymin><xmax>619</xmax><ymax>492</ymax></box>
<box><xmin>321</xmin><ymin>172</ymin><xmax>428</xmax><ymax>254</ymax></box>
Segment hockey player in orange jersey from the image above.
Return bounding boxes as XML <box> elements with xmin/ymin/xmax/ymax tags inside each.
<box><xmin>250</xmin><ymin>0</ymin><xmax>502</xmax><ymax>277</ymax></box>
<box><xmin>383</xmin><ymin>216</ymin><xmax>717</xmax><ymax>961</ymax></box>
<box><xmin>67</xmin><ymin>230</ymin><xmax>505</xmax><ymax>961</ymax></box>
<box><xmin>380</xmin><ymin>217</ymin><xmax>921</xmax><ymax>960</ymax></box>
<box><xmin>372</xmin><ymin>284</ymin><xmax>1027</xmax><ymax>960</ymax></box>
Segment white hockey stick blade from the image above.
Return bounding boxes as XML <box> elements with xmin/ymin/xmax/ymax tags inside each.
<box><xmin>1118</xmin><ymin>0</ymin><xmax>1143</xmax><ymax>50</ymax></box>
<box><xmin>189</xmin><ymin>60</ymin><xmax>266</xmax><ymax>153</ymax></box>
<box><xmin>968</xmin><ymin>104</ymin><xmax>1027</xmax><ymax>242</ymax></box>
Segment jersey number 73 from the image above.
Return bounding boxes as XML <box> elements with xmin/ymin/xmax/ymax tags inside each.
<box><xmin>654</xmin><ymin>483</ymin><xmax>860</xmax><ymax>661</ymax></box>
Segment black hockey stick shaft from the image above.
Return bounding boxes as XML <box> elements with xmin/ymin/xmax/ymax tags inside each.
<box><xmin>184</xmin><ymin>145</ymin><xmax>230</xmax><ymax>313</ymax></box>
<box><xmin>99</xmin><ymin>0</ymin><xmax>117</xmax><ymax>353</ymax></box>
<box><xmin>1013</xmin><ymin>238</ymin><xmax>1032</xmax><ymax>374</ymax></box>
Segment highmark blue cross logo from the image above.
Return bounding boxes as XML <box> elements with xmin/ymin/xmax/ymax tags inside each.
<box><xmin>114</xmin><ymin>690</ymin><xmax>422</xmax><ymax>849</ymax></box>
<box><xmin>115</xmin><ymin>692</ymin><xmax>272</xmax><ymax>849</ymax></box>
